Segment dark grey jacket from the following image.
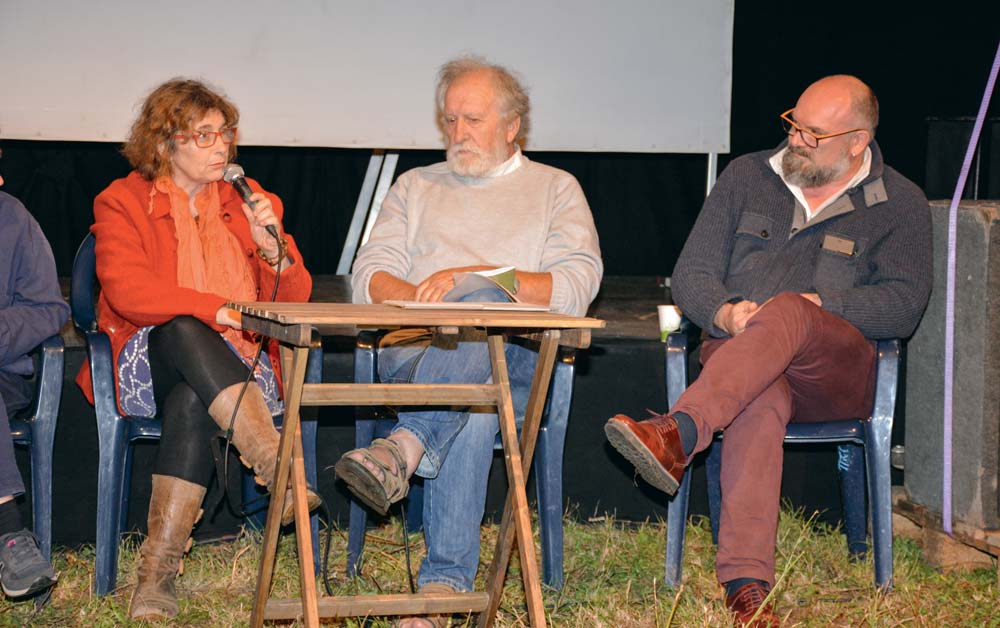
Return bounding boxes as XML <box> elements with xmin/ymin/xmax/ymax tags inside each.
<box><xmin>0</xmin><ymin>192</ymin><xmax>69</xmax><ymax>377</ymax></box>
<box><xmin>672</xmin><ymin>140</ymin><xmax>932</xmax><ymax>340</ymax></box>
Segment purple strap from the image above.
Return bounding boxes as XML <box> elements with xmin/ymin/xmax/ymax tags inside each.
<box><xmin>942</xmin><ymin>41</ymin><xmax>1000</xmax><ymax>536</ymax></box>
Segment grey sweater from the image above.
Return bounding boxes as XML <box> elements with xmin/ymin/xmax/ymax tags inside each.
<box><xmin>672</xmin><ymin>141</ymin><xmax>932</xmax><ymax>340</ymax></box>
<box><xmin>352</xmin><ymin>156</ymin><xmax>603</xmax><ymax>317</ymax></box>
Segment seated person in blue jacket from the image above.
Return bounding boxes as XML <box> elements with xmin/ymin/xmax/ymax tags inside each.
<box><xmin>0</xmin><ymin>162</ymin><xmax>70</xmax><ymax>599</ymax></box>
<box><xmin>605</xmin><ymin>75</ymin><xmax>932</xmax><ymax>627</ymax></box>
<box><xmin>337</xmin><ymin>56</ymin><xmax>602</xmax><ymax>628</ymax></box>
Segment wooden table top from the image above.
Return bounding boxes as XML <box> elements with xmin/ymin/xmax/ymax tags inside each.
<box><xmin>229</xmin><ymin>301</ymin><xmax>605</xmax><ymax>349</ymax></box>
<box><xmin>230</xmin><ymin>302</ymin><xmax>604</xmax><ymax>328</ymax></box>
<box><xmin>58</xmin><ymin>276</ymin><xmax>665</xmax><ymax>348</ymax></box>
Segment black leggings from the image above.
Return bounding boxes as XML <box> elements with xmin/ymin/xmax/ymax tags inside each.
<box><xmin>148</xmin><ymin>316</ymin><xmax>253</xmax><ymax>487</ymax></box>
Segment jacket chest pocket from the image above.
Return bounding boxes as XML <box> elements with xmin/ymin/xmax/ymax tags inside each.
<box><xmin>728</xmin><ymin>213</ymin><xmax>774</xmax><ymax>276</ymax></box>
<box><xmin>814</xmin><ymin>233</ymin><xmax>866</xmax><ymax>291</ymax></box>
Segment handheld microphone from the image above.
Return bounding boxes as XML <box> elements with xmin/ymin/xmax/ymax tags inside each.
<box><xmin>223</xmin><ymin>164</ymin><xmax>279</xmax><ymax>241</ymax></box>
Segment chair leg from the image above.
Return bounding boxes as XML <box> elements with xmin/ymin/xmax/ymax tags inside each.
<box><xmin>535</xmin><ymin>355</ymin><xmax>572</xmax><ymax>590</ymax></box>
<box><xmin>535</xmin><ymin>422</ymin><xmax>565</xmax><ymax>590</ymax></box>
<box><xmin>300</xmin><ymin>414</ymin><xmax>321</xmax><ymax>574</ymax></box>
<box><xmin>403</xmin><ymin>481</ymin><xmax>425</xmax><ymax>532</ymax></box>
<box><xmin>837</xmin><ymin>443</ymin><xmax>868</xmax><ymax>557</ymax></box>
<box><xmin>304</xmin><ymin>345</ymin><xmax>323</xmax><ymax>573</ymax></box>
<box><xmin>120</xmin><ymin>445</ymin><xmax>136</xmax><ymax>536</ymax></box>
<box><xmin>29</xmin><ymin>414</ymin><xmax>56</xmax><ymax>562</ymax></box>
<box><xmin>29</xmin><ymin>335</ymin><xmax>62</xmax><ymax>563</ymax></box>
<box><xmin>95</xmin><ymin>414</ymin><xmax>130</xmax><ymax>595</ymax></box>
<box><xmin>241</xmin><ymin>469</ymin><xmax>268</xmax><ymax>529</ymax></box>
<box><xmin>346</xmin><ymin>417</ymin><xmax>377</xmax><ymax>577</ymax></box>
<box><xmin>663</xmin><ymin>329</ymin><xmax>691</xmax><ymax>588</ymax></box>
<box><xmin>864</xmin><ymin>421</ymin><xmax>894</xmax><ymax>590</ymax></box>
<box><xmin>664</xmin><ymin>466</ymin><xmax>692</xmax><ymax>588</ymax></box>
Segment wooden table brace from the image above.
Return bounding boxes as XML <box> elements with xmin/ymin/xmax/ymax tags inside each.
<box><xmin>235</xmin><ymin>303</ymin><xmax>604</xmax><ymax>628</ymax></box>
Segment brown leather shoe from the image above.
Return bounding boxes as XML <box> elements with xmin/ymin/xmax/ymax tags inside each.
<box><xmin>604</xmin><ymin>413</ymin><xmax>687</xmax><ymax>495</ymax></box>
<box><xmin>725</xmin><ymin>582</ymin><xmax>780</xmax><ymax>627</ymax></box>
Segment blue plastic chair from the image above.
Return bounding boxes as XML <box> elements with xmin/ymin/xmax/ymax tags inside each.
<box><xmin>8</xmin><ymin>334</ymin><xmax>65</xmax><ymax>563</ymax></box>
<box><xmin>347</xmin><ymin>329</ymin><xmax>576</xmax><ymax>590</ymax></box>
<box><xmin>662</xmin><ymin>322</ymin><xmax>899</xmax><ymax>591</ymax></box>
<box><xmin>70</xmin><ymin>233</ymin><xmax>322</xmax><ymax>595</ymax></box>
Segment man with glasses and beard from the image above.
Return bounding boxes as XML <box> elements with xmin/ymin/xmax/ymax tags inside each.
<box><xmin>605</xmin><ymin>75</ymin><xmax>931</xmax><ymax>626</ymax></box>
<box><xmin>339</xmin><ymin>56</ymin><xmax>602</xmax><ymax>628</ymax></box>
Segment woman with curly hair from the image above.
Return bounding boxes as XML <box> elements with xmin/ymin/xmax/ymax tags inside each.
<box><xmin>76</xmin><ymin>78</ymin><xmax>318</xmax><ymax>620</ymax></box>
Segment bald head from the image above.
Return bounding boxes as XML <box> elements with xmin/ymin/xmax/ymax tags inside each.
<box><xmin>782</xmin><ymin>75</ymin><xmax>878</xmax><ymax>189</ymax></box>
<box><xmin>799</xmin><ymin>75</ymin><xmax>879</xmax><ymax>136</ymax></box>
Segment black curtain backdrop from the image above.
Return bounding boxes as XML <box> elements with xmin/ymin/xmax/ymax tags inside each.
<box><xmin>0</xmin><ymin>142</ymin><xmax>709</xmax><ymax>279</ymax></box>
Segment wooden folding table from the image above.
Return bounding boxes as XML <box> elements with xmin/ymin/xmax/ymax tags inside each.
<box><xmin>229</xmin><ymin>302</ymin><xmax>604</xmax><ymax>628</ymax></box>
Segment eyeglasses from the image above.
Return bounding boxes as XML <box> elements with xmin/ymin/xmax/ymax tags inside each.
<box><xmin>780</xmin><ymin>109</ymin><xmax>864</xmax><ymax>148</ymax></box>
<box><xmin>173</xmin><ymin>127</ymin><xmax>238</xmax><ymax>148</ymax></box>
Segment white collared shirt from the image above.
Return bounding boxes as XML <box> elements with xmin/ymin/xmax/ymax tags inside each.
<box><xmin>481</xmin><ymin>146</ymin><xmax>523</xmax><ymax>178</ymax></box>
<box><xmin>769</xmin><ymin>146</ymin><xmax>872</xmax><ymax>221</ymax></box>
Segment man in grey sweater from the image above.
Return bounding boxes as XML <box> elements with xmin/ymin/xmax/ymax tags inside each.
<box><xmin>606</xmin><ymin>75</ymin><xmax>931</xmax><ymax>626</ymax></box>
<box><xmin>339</xmin><ymin>56</ymin><xmax>602</xmax><ymax>627</ymax></box>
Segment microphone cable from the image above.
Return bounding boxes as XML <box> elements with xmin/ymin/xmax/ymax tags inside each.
<box><xmin>207</xmin><ymin>229</ymin><xmax>341</xmax><ymax>593</ymax></box>
<box><xmin>209</xmin><ymin>229</ymin><xmax>284</xmax><ymax>521</ymax></box>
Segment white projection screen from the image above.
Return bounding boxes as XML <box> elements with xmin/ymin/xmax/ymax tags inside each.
<box><xmin>0</xmin><ymin>1</ymin><xmax>733</xmax><ymax>153</ymax></box>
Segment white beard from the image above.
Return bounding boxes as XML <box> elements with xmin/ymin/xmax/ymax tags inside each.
<box><xmin>446</xmin><ymin>141</ymin><xmax>510</xmax><ymax>178</ymax></box>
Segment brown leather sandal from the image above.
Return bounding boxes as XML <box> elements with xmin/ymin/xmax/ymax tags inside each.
<box><xmin>396</xmin><ymin>583</ymin><xmax>455</xmax><ymax>628</ymax></box>
<box><xmin>334</xmin><ymin>438</ymin><xmax>409</xmax><ymax>516</ymax></box>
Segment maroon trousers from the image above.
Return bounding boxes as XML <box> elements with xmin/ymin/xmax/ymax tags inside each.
<box><xmin>671</xmin><ymin>293</ymin><xmax>876</xmax><ymax>585</ymax></box>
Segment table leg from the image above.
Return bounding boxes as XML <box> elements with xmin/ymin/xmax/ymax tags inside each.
<box><xmin>291</xmin><ymin>420</ymin><xmax>319</xmax><ymax>625</ymax></box>
<box><xmin>479</xmin><ymin>330</ymin><xmax>560</xmax><ymax>628</ymax></box>
<box><xmin>251</xmin><ymin>345</ymin><xmax>319</xmax><ymax>628</ymax></box>
<box><xmin>479</xmin><ymin>332</ymin><xmax>559</xmax><ymax>628</ymax></box>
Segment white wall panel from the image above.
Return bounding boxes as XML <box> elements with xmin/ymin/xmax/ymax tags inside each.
<box><xmin>0</xmin><ymin>1</ymin><xmax>733</xmax><ymax>152</ymax></box>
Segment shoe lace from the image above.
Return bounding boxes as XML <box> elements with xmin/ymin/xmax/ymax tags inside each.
<box><xmin>733</xmin><ymin>586</ymin><xmax>770</xmax><ymax>608</ymax></box>
<box><xmin>737</xmin><ymin>585</ymin><xmax>768</xmax><ymax>608</ymax></box>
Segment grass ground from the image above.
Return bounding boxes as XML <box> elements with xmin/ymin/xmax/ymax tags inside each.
<box><xmin>2</xmin><ymin>506</ymin><xmax>998</xmax><ymax>627</ymax></box>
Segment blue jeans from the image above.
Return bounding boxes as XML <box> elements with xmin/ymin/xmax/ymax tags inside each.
<box><xmin>379</xmin><ymin>288</ymin><xmax>539</xmax><ymax>591</ymax></box>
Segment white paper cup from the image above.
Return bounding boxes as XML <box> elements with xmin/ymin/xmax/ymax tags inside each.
<box><xmin>657</xmin><ymin>305</ymin><xmax>682</xmax><ymax>341</ymax></box>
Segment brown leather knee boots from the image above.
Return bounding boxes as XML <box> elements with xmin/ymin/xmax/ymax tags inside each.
<box><xmin>129</xmin><ymin>474</ymin><xmax>206</xmax><ymax>620</ymax></box>
<box><xmin>208</xmin><ymin>382</ymin><xmax>320</xmax><ymax>525</ymax></box>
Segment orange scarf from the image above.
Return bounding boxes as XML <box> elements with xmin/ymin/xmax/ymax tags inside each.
<box><xmin>154</xmin><ymin>177</ymin><xmax>260</xmax><ymax>361</ymax></box>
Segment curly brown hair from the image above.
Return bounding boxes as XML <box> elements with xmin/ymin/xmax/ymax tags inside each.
<box><xmin>122</xmin><ymin>78</ymin><xmax>239</xmax><ymax>180</ymax></box>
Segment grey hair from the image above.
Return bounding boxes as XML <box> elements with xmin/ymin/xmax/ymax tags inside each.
<box><xmin>435</xmin><ymin>56</ymin><xmax>530</xmax><ymax>144</ymax></box>
<box><xmin>854</xmin><ymin>83</ymin><xmax>879</xmax><ymax>136</ymax></box>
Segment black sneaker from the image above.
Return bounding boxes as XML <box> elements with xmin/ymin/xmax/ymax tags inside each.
<box><xmin>0</xmin><ymin>530</ymin><xmax>57</xmax><ymax>598</ymax></box>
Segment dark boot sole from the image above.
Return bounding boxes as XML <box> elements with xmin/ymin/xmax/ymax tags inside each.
<box><xmin>604</xmin><ymin>420</ymin><xmax>681</xmax><ymax>496</ymax></box>
<box><xmin>334</xmin><ymin>457</ymin><xmax>391</xmax><ymax>516</ymax></box>
<box><xmin>1</xmin><ymin>574</ymin><xmax>56</xmax><ymax>600</ymax></box>
<box><xmin>280</xmin><ymin>488</ymin><xmax>323</xmax><ymax>526</ymax></box>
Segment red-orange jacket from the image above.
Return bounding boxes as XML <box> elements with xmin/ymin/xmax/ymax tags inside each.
<box><xmin>75</xmin><ymin>171</ymin><xmax>313</xmax><ymax>408</ymax></box>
